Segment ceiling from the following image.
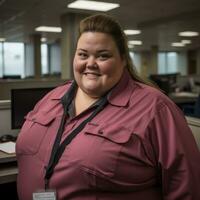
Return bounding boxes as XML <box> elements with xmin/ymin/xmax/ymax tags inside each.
<box><xmin>0</xmin><ymin>0</ymin><xmax>200</xmax><ymax>51</ymax></box>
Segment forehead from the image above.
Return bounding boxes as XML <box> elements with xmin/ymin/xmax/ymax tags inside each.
<box><xmin>77</xmin><ymin>32</ymin><xmax>117</xmax><ymax>49</ymax></box>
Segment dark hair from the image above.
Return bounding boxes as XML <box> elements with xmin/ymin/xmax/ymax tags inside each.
<box><xmin>78</xmin><ymin>14</ymin><xmax>153</xmax><ymax>86</ymax></box>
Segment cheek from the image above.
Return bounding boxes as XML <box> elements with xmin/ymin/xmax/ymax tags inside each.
<box><xmin>73</xmin><ymin>58</ymin><xmax>85</xmax><ymax>73</ymax></box>
<box><xmin>101</xmin><ymin>61</ymin><xmax>122</xmax><ymax>77</ymax></box>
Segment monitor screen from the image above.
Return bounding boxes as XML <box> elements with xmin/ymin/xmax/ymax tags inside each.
<box><xmin>149</xmin><ymin>73</ymin><xmax>179</xmax><ymax>94</ymax></box>
<box><xmin>11</xmin><ymin>87</ymin><xmax>54</xmax><ymax>129</ymax></box>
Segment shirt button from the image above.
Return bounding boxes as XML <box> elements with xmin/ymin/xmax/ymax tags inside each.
<box><xmin>98</xmin><ymin>130</ymin><xmax>103</xmax><ymax>134</ymax></box>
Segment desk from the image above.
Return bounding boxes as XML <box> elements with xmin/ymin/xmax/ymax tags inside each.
<box><xmin>0</xmin><ymin>151</ymin><xmax>18</xmax><ymax>184</ymax></box>
<box><xmin>169</xmin><ymin>92</ymin><xmax>198</xmax><ymax>104</ymax></box>
<box><xmin>186</xmin><ymin>116</ymin><xmax>200</xmax><ymax>150</ymax></box>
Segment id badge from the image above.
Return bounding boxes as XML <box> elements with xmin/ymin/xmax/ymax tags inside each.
<box><xmin>33</xmin><ymin>190</ymin><xmax>57</xmax><ymax>200</ymax></box>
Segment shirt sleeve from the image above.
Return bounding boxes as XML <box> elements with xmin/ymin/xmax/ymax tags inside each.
<box><xmin>148</xmin><ymin>103</ymin><xmax>200</xmax><ymax>200</ymax></box>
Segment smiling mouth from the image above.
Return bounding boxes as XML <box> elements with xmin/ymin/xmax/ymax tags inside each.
<box><xmin>83</xmin><ymin>72</ymin><xmax>101</xmax><ymax>76</ymax></box>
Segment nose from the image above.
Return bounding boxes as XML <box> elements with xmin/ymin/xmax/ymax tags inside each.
<box><xmin>86</xmin><ymin>56</ymin><xmax>97</xmax><ymax>68</ymax></box>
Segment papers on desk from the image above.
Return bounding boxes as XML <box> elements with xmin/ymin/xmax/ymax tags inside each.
<box><xmin>0</xmin><ymin>142</ymin><xmax>16</xmax><ymax>154</ymax></box>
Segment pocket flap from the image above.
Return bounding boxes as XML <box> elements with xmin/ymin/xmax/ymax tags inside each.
<box><xmin>84</xmin><ymin>122</ymin><xmax>132</xmax><ymax>144</ymax></box>
<box><xmin>25</xmin><ymin>110</ymin><xmax>55</xmax><ymax>125</ymax></box>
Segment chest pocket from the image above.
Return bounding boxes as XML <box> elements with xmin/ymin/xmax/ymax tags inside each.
<box><xmin>16</xmin><ymin>110</ymin><xmax>56</xmax><ymax>155</ymax></box>
<box><xmin>81</xmin><ymin>122</ymin><xmax>132</xmax><ymax>179</ymax></box>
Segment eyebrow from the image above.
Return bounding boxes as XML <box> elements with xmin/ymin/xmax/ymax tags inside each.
<box><xmin>77</xmin><ymin>48</ymin><xmax>87</xmax><ymax>52</ymax></box>
<box><xmin>77</xmin><ymin>48</ymin><xmax>110</xmax><ymax>53</ymax></box>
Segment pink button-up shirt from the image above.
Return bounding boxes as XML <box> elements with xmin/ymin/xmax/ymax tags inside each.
<box><xmin>16</xmin><ymin>70</ymin><xmax>200</xmax><ymax>200</ymax></box>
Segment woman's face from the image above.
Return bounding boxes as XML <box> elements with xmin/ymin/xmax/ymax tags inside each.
<box><xmin>73</xmin><ymin>32</ymin><xmax>126</xmax><ymax>98</ymax></box>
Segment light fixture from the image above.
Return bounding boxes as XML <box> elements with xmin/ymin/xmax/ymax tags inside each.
<box><xmin>67</xmin><ymin>0</ymin><xmax>120</xmax><ymax>11</ymax></box>
<box><xmin>181</xmin><ymin>39</ymin><xmax>191</xmax><ymax>44</ymax></box>
<box><xmin>178</xmin><ymin>31</ymin><xmax>199</xmax><ymax>37</ymax></box>
<box><xmin>128</xmin><ymin>40</ymin><xmax>142</xmax><ymax>45</ymax></box>
<box><xmin>128</xmin><ymin>44</ymin><xmax>134</xmax><ymax>49</ymax></box>
<box><xmin>35</xmin><ymin>26</ymin><xmax>62</xmax><ymax>33</ymax></box>
<box><xmin>41</xmin><ymin>37</ymin><xmax>47</xmax><ymax>42</ymax></box>
<box><xmin>0</xmin><ymin>38</ymin><xmax>6</xmax><ymax>42</ymax></box>
<box><xmin>171</xmin><ymin>42</ymin><xmax>185</xmax><ymax>47</ymax></box>
<box><xmin>124</xmin><ymin>29</ymin><xmax>141</xmax><ymax>35</ymax></box>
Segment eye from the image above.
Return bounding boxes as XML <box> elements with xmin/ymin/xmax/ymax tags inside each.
<box><xmin>77</xmin><ymin>52</ymin><xmax>88</xmax><ymax>59</ymax></box>
<box><xmin>98</xmin><ymin>53</ymin><xmax>111</xmax><ymax>61</ymax></box>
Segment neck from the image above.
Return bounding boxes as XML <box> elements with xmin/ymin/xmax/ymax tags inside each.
<box><xmin>74</xmin><ymin>88</ymin><xmax>99</xmax><ymax>116</ymax></box>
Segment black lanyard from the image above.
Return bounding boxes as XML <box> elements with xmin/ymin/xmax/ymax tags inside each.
<box><xmin>44</xmin><ymin>88</ymin><xmax>108</xmax><ymax>189</ymax></box>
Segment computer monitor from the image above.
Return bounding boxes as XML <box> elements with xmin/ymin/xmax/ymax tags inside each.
<box><xmin>3</xmin><ymin>75</ymin><xmax>21</xmax><ymax>79</ymax></box>
<box><xmin>149</xmin><ymin>73</ymin><xmax>179</xmax><ymax>94</ymax></box>
<box><xmin>11</xmin><ymin>87</ymin><xmax>54</xmax><ymax>129</ymax></box>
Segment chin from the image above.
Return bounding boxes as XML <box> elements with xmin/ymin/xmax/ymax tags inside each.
<box><xmin>82</xmin><ymin>87</ymin><xmax>102</xmax><ymax>98</ymax></box>
<box><xmin>85</xmin><ymin>89</ymin><xmax>101</xmax><ymax>97</ymax></box>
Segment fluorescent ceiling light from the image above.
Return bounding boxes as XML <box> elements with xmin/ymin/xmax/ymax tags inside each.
<box><xmin>124</xmin><ymin>29</ymin><xmax>141</xmax><ymax>35</ymax></box>
<box><xmin>181</xmin><ymin>39</ymin><xmax>191</xmax><ymax>44</ymax></box>
<box><xmin>67</xmin><ymin>0</ymin><xmax>120</xmax><ymax>11</ymax></box>
<box><xmin>41</xmin><ymin>37</ymin><xmax>47</xmax><ymax>42</ymax></box>
<box><xmin>128</xmin><ymin>40</ymin><xmax>142</xmax><ymax>45</ymax></box>
<box><xmin>35</xmin><ymin>26</ymin><xmax>62</xmax><ymax>33</ymax></box>
<box><xmin>178</xmin><ymin>31</ymin><xmax>199</xmax><ymax>37</ymax></box>
<box><xmin>171</xmin><ymin>42</ymin><xmax>185</xmax><ymax>47</ymax></box>
<box><xmin>0</xmin><ymin>38</ymin><xmax>6</xmax><ymax>42</ymax></box>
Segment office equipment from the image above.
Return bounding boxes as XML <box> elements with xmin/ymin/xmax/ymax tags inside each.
<box><xmin>169</xmin><ymin>92</ymin><xmax>198</xmax><ymax>115</ymax></box>
<box><xmin>11</xmin><ymin>87</ymin><xmax>54</xmax><ymax>129</ymax></box>
<box><xmin>2</xmin><ymin>75</ymin><xmax>21</xmax><ymax>79</ymax></box>
<box><xmin>0</xmin><ymin>135</ymin><xmax>17</xmax><ymax>143</ymax></box>
<box><xmin>182</xmin><ymin>94</ymin><xmax>200</xmax><ymax>118</ymax></box>
<box><xmin>149</xmin><ymin>73</ymin><xmax>179</xmax><ymax>94</ymax></box>
<box><xmin>169</xmin><ymin>92</ymin><xmax>199</xmax><ymax>104</ymax></box>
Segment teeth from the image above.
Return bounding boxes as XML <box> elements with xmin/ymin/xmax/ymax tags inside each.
<box><xmin>84</xmin><ymin>72</ymin><xmax>100</xmax><ymax>76</ymax></box>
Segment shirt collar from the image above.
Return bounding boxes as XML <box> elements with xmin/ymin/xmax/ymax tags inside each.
<box><xmin>50</xmin><ymin>80</ymin><xmax>75</xmax><ymax>100</ymax></box>
<box><xmin>108</xmin><ymin>69</ymin><xmax>135</xmax><ymax>107</ymax></box>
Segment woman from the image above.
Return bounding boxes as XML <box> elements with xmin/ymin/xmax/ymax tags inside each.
<box><xmin>16</xmin><ymin>14</ymin><xmax>200</xmax><ymax>200</ymax></box>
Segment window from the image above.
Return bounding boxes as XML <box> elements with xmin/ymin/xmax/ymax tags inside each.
<box><xmin>0</xmin><ymin>42</ymin><xmax>25</xmax><ymax>78</ymax></box>
<box><xmin>129</xmin><ymin>51</ymin><xmax>141</xmax><ymax>74</ymax></box>
<box><xmin>167</xmin><ymin>52</ymin><xmax>177</xmax><ymax>73</ymax></box>
<box><xmin>41</xmin><ymin>44</ymin><xmax>49</xmax><ymax>75</ymax></box>
<box><xmin>158</xmin><ymin>52</ymin><xmax>178</xmax><ymax>74</ymax></box>
<box><xmin>0</xmin><ymin>43</ymin><xmax>3</xmax><ymax>77</ymax></box>
<box><xmin>4</xmin><ymin>43</ymin><xmax>24</xmax><ymax>77</ymax></box>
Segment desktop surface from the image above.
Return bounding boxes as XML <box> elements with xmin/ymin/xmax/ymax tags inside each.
<box><xmin>169</xmin><ymin>92</ymin><xmax>198</xmax><ymax>104</ymax></box>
